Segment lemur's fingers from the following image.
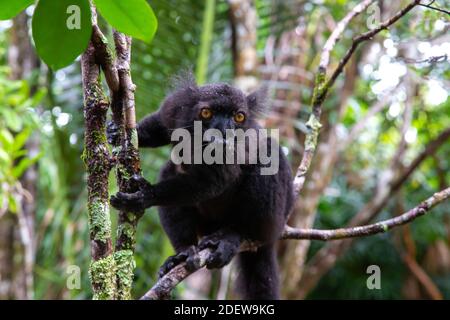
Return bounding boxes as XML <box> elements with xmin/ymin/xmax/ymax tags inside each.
<box><xmin>115</xmin><ymin>191</ymin><xmax>143</xmax><ymax>201</ymax></box>
<box><xmin>130</xmin><ymin>174</ymin><xmax>152</xmax><ymax>189</ymax></box>
<box><xmin>158</xmin><ymin>253</ymin><xmax>187</xmax><ymax>278</ymax></box>
<box><xmin>185</xmin><ymin>246</ymin><xmax>201</xmax><ymax>272</ymax></box>
<box><xmin>205</xmin><ymin>240</ymin><xmax>239</xmax><ymax>269</ymax></box>
<box><xmin>197</xmin><ymin>232</ymin><xmax>240</xmax><ymax>269</ymax></box>
<box><xmin>198</xmin><ymin>230</ymin><xmax>229</xmax><ymax>250</ymax></box>
<box><xmin>198</xmin><ymin>236</ymin><xmax>220</xmax><ymax>250</ymax></box>
<box><xmin>159</xmin><ymin>246</ymin><xmax>199</xmax><ymax>278</ymax></box>
<box><xmin>106</xmin><ymin>120</ymin><xmax>120</xmax><ymax>145</ymax></box>
<box><xmin>110</xmin><ymin>191</ymin><xmax>145</xmax><ymax>211</ymax></box>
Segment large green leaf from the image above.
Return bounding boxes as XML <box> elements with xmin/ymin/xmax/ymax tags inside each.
<box><xmin>32</xmin><ymin>0</ymin><xmax>92</xmax><ymax>70</ymax></box>
<box><xmin>94</xmin><ymin>0</ymin><xmax>157</xmax><ymax>43</ymax></box>
<box><xmin>0</xmin><ymin>0</ymin><xmax>34</xmax><ymax>20</ymax></box>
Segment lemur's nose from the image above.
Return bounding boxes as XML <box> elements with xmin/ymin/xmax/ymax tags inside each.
<box><xmin>210</xmin><ymin>116</ymin><xmax>233</xmax><ymax>136</ymax></box>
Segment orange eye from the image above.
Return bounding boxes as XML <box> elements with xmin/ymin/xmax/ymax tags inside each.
<box><xmin>200</xmin><ymin>108</ymin><xmax>212</xmax><ymax>120</ymax></box>
<box><xmin>234</xmin><ymin>111</ymin><xmax>246</xmax><ymax>123</ymax></box>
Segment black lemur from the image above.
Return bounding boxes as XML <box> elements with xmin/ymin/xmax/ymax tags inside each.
<box><xmin>109</xmin><ymin>75</ymin><xmax>294</xmax><ymax>299</ymax></box>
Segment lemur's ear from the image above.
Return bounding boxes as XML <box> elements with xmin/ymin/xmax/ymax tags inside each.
<box><xmin>246</xmin><ymin>85</ymin><xmax>269</xmax><ymax>117</ymax></box>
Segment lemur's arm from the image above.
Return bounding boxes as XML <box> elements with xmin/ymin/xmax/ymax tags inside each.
<box><xmin>107</xmin><ymin>111</ymin><xmax>171</xmax><ymax>148</ymax></box>
<box><xmin>137</xmin><ymin>112</ymin><xmax>171</xmax><ymax>148</ymax></box>
<box><xmin>110</xmin><ymin>165</ymin><xmax>240</xmax><ymax>211</ymax></box>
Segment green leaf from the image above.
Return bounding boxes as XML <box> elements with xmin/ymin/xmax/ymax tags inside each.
<box><xmin>2</xmin><ymin>108</ymin><xmax>22</xmax><ymax>131</ymax></box>
<box><xmin>12</xmin><ymin>153</ymin><xmax>41</xmax><ymax>178</ymax></box>
<box><xmin>94</xmin><ymin>0</ymin><xmax>157</xmax><ymax>43</ymax></box>
<box><xmin>0</xmin><ymin>0</ymin><xmax>34</xmax><ymax>20</ymax></box>
<box><xmin>12</xmin><ymin>128</ymin><xmax>31</xmax><ymax>152</ymax></box>
<box><xmin>0</xmin><ymin>149</ymin><xmax>10</xmax><ymax>165</ymax></box>
<box><xmin>0</xmin><ymin>129</ymin><xmax>14</xmax><ymax>150</ymax></box>
<box><xmin>32</xmin><ymin>0</ymin><xmax>92</xmax><ymax>70</ymax></box>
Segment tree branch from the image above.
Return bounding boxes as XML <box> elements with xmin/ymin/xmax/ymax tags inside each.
<box><xmin>292</xmin><ymin>0</ymin><xmax>375</xmax><ymax>199</ymax></box>
<box><xmin>326</xmin><ymin>0</ymin><xmax>421</xmax><ymax>90</ymax></box>
<box><xmin>141</xmin><ymin>187</ymin><xmax>450</xmax><ymax>300</ymax></box>
<box><xmin>81</xmin><ymin>8</ymin><xmax>115</xmax><ymax>299</ymax></box>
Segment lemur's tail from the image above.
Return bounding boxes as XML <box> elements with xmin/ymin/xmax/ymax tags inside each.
<box><xmin>236</xmin><ymin>243</ymin><xmax>280</xmax><ymax>299</ymax></box>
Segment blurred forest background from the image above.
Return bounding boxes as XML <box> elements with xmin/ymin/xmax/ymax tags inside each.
<box><xmin>0</xmin><ymin>0</ymin><xmax>449</xmax><ymax>300</ymax></box>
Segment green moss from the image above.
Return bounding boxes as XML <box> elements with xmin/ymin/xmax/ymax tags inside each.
<box><xmin>127</xmin><ymin>212</ymin><xmax>137</xmax><ymax>223</ymax></box>
<box><xmin>92</xmin><ymin>130</ymin><xmax>107</xmax><ymax>145</ymax></box>
<box><xmin>89</xmin><ymin>255</ymin><xmax>116</xmax><ymax>300</ymax></box>
<box><xmin>114</xmin><ymin>250</ymin><xmax>136</xmax><ymax>300</ymax></box>
<box><xmin>311</xmin><ymin>70</ymin><xmax>327</xmax><ymax>104</ymax></box>
<box><xmin>117</xmin><ymin>164</ymin><xmax>131</xmax><ymax>181</ymax></box>
<box><xmin>89</xmin><ymin>200</ymin><xmax>112</xmax><ymax>243</ymax></box>
<box><xmin>81</xmin><ymin>148</ymin><xmax>88</xmax><ymax>166</ymax></box>
<box><xmin>117</xmin><ymin>222</ymin><xmax>136</xmax><ymax>246</ymax></box>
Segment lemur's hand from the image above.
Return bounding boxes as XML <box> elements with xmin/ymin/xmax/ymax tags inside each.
<box><xmin>106</xmin><ymin>120</ymin><xmax>120</xmax><ymax>146</ymax></box>
<box><xmin>110</xmin><ymin>175</ymin><xmax>154</xmax><ymax>212</ymax></box>
<box><xmin>198</xmin><ymin>231</ymin><xmax>241</xmax><ymax>269</ymax></box>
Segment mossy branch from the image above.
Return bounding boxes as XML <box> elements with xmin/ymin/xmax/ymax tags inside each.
<box><xmin>81</xmin><ymin>13</ymin><xmax>116</xmax><ymax>298</ymax></box>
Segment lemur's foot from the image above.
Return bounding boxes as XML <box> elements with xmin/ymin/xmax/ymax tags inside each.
<box><xmin>106</xmin><ymin>120</ymin><xmax>120</xmax><ymax>146</ymax></box>
<box><xmin>158</xmin><ymin>246</ymin><xmax>200</xmax><ymax>278</ymax></box>
<box><xmin>198</xmin><ymin>232</ymin><xmax>240</xmax><ymax>269</ymax></box>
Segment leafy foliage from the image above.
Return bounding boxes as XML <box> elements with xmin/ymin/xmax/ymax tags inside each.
<box><xmin>0</xmin><ymin>71</ymin><xmax>44</xmax><ymax>214</ymax></box>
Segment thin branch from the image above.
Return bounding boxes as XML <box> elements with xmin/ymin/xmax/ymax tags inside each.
<box><xmin>292</xmin><ymin>0</ymin><xmax>375</xmax><ymax>198</ymax></box>
<box><xmin>282</xmin><ymin>187</ymin><xmax>450</xmax><ymax>240</ymax></box>
<box><xmin>91</xmin><ymin>25</ymin><xmax>119</xmax><ymax>93</ymax></box>
<box><xmin>401</xmin><ymin>252</ymin><xmax>444</xmax><ymax>300</ymax></box>
<box><xmin>419</xmin><ymin>0</ymin><xmax>450</xmax><ymax>15</ymax></box>
<box><xmin>141</xmin><ymin>187</ymin><xmax>450</xmax><ymax>300</ymax></box>
<box><xmin>400</xmin><ymin>54</ymin><xmax>448</xmax><ymax>65</ymax></box>
<box><xmin>326</xmin><ymin>0</ymin><xmax>421</xmax><ymax>90</ymax></box>
<box><xmin>319</xmin><ymin>0</ymin><xmax>375</xmax><ymax>72</ymax></box>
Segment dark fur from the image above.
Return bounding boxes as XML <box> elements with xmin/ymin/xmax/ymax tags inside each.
<box><xmin>109</xmin><ymin>77</ymin><xmax>293</xmax><ymax>299</ymax></box>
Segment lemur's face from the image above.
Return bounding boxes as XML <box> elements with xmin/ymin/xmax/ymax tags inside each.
<box><xmin>160</xmin><ymin>80</ymin><xmax>267</xmax><ymax>139</ymax></box>
<box><xmin>194</xmin><ymin>84</ymin><xmax>250</xmax><ymax>135</ymax></box>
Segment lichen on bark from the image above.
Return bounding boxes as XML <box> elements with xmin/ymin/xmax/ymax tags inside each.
<box><xmin>89</xmin><ymin>200</ymin><xmax>112</xmax><ymax>243</ymax></box>
<box><xmin>90</xmin><ymin>255</ymin><xmax>116</xmax><ymax>300</ymax></box>
<box><xmin>304</xmin><ymin>114</ymin><xmax>322</xmax><ymax>151</ymax></box>
<box><xmin>114</xmin><ymin>250</ymin><xmax>136</xmax><ymax>300</ymax></box>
